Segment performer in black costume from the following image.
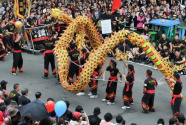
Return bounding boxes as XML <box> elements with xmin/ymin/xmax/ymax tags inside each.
<box><xmin>11</xmin><ymin>33</ymin><xmax>24</xmax><ymax>75</ymax></box>
<box><xmin>42</xmin><ymin>34</ymin><xmax>56</xmax><ymax>79</ymax></box>
<box><xmin>88</xmin><ymin>64</ymin><xmax>103</xmax><ymax>98</ymax></box>
<box><xmin>122</xmin><ymin>59</ymin><xmax>135</xmax><ymax>109</ymax></box>
<box><xmin>68</xmin><ymin>43</ymin><xmax>80</xmax><ymax>85</ymax></box>
<box><xmin>165</xmin><ymin>73</ymin><xmax>183</xmax><ymax>116</ymax></box>
<box><xmin>102</xmin><ymin>60</ymin><xmax>122</xmax><ymax>105</ymax></box>
<box><xmin>141</xmin><ymin>69</ymin><xmax>158</xmax><ymax>113</ymax></box>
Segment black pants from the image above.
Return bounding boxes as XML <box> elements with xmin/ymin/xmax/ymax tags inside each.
<box><xmin>105</xmin><ymin>78</ymin><xmax>117</xmax><ymax>103</ymax></box>
<box><xmin>171</xmin><ymin>97</ymin><xmax>181</xmax><ymax>116</ymax></box>
<box><xmin>12</xmin><ymin>52</ymin><xmax>23</xmax><ymax>73</ymax></box>
<box><xmin>89</xmin><ymin>74</ymin><xmax>99</xmax><ymax>95</ymax></box>
<box><xmin>0</xmin><ymin>50</ymin><xmax>6</xmax><ymax>60</ymax></box>
<box><xmin>123</xmin><ymin>84</ymin><xmax>133</xmax><ymax>106</ymax></box>
<box><xmin>68</xmin><ymin>62</ymin><xmax>79</xmax><ymax>84</ymax></box>
<box><xmin>142</xmin><ymin>93</ymin><xmax>155</xmax><ymax>112</ymax></box>
<box><xmin>44</xmin><ymin>53</ymin><xmax>56</xmax><ymax>77</ymax></box>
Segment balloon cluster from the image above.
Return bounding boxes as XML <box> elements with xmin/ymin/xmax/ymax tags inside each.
<box><xmin>51</xmin><ymin>8</ymin><xmax>177</xmax><ymax>96</ymax></box>
<box><xmin>46</xmin><ymin>101</ymin><xmax>67</xmax><ymax>117</ymax></box>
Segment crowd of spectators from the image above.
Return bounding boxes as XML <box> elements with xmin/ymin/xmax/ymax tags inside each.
<box><xmin>0</xmin><ymin>80</ymin><xmax>185</xmax><ymax>125</ymax></box>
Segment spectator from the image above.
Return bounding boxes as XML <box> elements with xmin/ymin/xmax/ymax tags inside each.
<box><xmin>176</xmin><ymin>114</ymin><xmax>185</xmax><ymax>125</ymax></box>
<box><xmin>63</xmin><ymin>101</ymin><xmax>73</xmax><ymax>120</ymax></box>
<box><xmin>0</xmin><ymin>111</ymin><xmax>4</xmax><ymax>125</ymax></box>
<box><xmin>26</xmin><ymin>13</ymin><xmax>37</xmax><ymax>27</ymax></box>
<box><xmin>169</xmin><ymin>117</ymin><xmax>177</xmax><ymax>125</ymax></box>
<box><xmin>9</xmin><ymin>83</ymin><xmax>21</xmax><ymax>104</ymax></box>
<box><xmin>137</xmin><ymin>12</ymin><xmax>145</xmax><ymax>33</ymax></box>
<box><xmin>88</xmin><ymin>107</ymin><xmax>101</xmax><ymax>125</ymax></box>
<box><xmin>69</xmin><ymin>111</ymin><xmax>89</xmax><ymax>125</ymax></box>
<box><xmin>8</xmin><ymin>107</ymin><xmax>21</xmax><ymax>125</ymax></box>
<box><xmin>0</xmin><ymin>80</ymin><xmax>9</xmax><ymax>98</ymax></box>
<box><xmin>75</xmin><ymin>105</ymin><xmax>83</xmax><ymax>113</ymax></box>
<box><xmin>32</xmin><ymin>92</ymin><xmax>44</xmax><ymax>105</ymax></box>
<box><xmin>39</xmin><ymin>118</ymin><xmax>53</xmax><ymax>125</ymax></box>
<box><xmin>18</xmin><ymin>88</ymin><xmax>31</xmax><ymax>106</ymax></box>
<box><xmin>100</xmin><ymin>112</ymin><xmax>113</xmax><ymax>125</ymax></box>
<box><xmin>157</xmin><ymin>118</ymin><xmax>165</xmax><ymax>125</ymax></box>
<box><xmin>115</xmin><ymin>115</ymin><xmax>125</xmax><ymax>125</ymax></box>
<box><xmin>0</xmin><ymin>91</ymin><xmax>4</xmax><ymax>104</ymax></box>
<box><xmin>0</xmin><ymin>3</ymin><xmax>5</xmax><ymax>14</ymax></box>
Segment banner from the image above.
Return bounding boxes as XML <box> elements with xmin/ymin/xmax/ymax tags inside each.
<box><xmin>14</xmin><ymin>0</ymin><xmax>31</xmax><ymax>19</ymax></box>
<box><xmin>25</xmin><ymin>25</ymin><xmax>52</xmax><ymax>42</ymax></box>
<box><xmin>101</xmin><ymin>19</ymin><xmax>112</xmax><ymax>34</ymax></box>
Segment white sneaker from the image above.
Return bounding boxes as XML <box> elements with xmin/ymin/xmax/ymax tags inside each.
<box><xmin>76</xmin><ymin>92</ymin><xmax>85</xmax><ymax>96</ymax></box>
<box><xmin>154</xmin><ymin>66</ymin><xmax>157</xmax><ymax>70</ymax></box>
<box><xmin>121</xmin><ymin>106</ymin><xmax>130</xmax><ymax>109</ymax></box>
<box><xmin>90</xmin><ymin>95</ymin><xmax>98</xmax><ymax>99</ymax></box>
<box><xmin>107</xmin><ymin>101</ymin><xmax>115</xmax><ymax>105</ymax></box>
<box><xmin>88</xmin><ymin>92</ymin><xmax>92</xmax><ymax>96</ymax></box>
<box><xmin>102</xmin><ymin>99</ymin><xmax>108</xmax><ymax>102</ymax></box>
<box><xmin>11</xmin><ymin>73</ymin><xmax>16</xmax><ymax>76</ymax></box>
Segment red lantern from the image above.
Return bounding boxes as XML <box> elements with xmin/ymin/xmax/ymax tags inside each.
<box><xmin>46</xmin><ymin>101</ymin><xmax>55</xmax><ymax>112</ymax></box>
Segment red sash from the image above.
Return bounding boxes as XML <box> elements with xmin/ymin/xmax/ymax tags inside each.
<box><xmin>14</xmin><ymin>50</ymin><xmax>22</xmax><ymax>53</ymax></box>
<box><xmin>145</xmin><ymin>90</ymin><xmax>155</xmax><ymax>94</ymax></box>
<box><xmin>170</xmin><ymin>94</ymin><xmax>181</xmax><ymax>105</ymax></box>
<box><xmin>93</xmin><ymin>71</ymin><xmax>99</xmax><ymax>84</ymax></box>
<box><xmin>126</xmin><ymin>82</ymin><xmax>133</xmax><ymax>92</ymax></box>
<box><xmin>43</xmin><ymin>50</ymin><xmax>54</xmax><ymax>58</ymax></box>
<box><xmin>109</xmin><ymin>76</ymin><xmax>117</xmax><ymax>87</ymax></box>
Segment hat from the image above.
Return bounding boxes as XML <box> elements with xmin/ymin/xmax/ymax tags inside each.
<box><xmin>73</xmin><ymin>112</ymin><xmax>81</xmax><ymax>119</ymax></box>
<box><xmin>8</xmin><ymin>107</ymin><xmax>19</xmax><ymax>117</ymax></box>
<box><xmin>93</xmin><ymin>107</ymin><xmax>101</xmax><ymax>115</ymax></box>
<box><xmin>75</xmin><ymin>105</ymin><xmax>83</xmax><ymax>113</ymax></box>
<box><xmin>0</xmin><ymin>80</ymin><xmax>7</xmax><ymax>87</ymax></box>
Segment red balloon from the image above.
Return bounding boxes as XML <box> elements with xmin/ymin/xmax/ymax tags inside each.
<box><xmin>46</xmin><ymin>101</ymin><xmax>55</xmax><ymax>112</ymax></box>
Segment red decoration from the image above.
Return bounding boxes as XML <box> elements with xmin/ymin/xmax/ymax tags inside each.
<box><xmin>46</xmin><ymin>101</ymin><xmax>55</xmax><ymax>112</ymax></box>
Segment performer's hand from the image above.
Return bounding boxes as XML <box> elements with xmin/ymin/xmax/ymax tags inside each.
<box><xmin>123</xmin><ymin>74</ymin><xmax>125</xmax><ymax>78</ymax></box>
<box><xmin>103</xmin><ymin>78</ymin><xmax>105</xmax><ymax>81</ymax></box>
<box><xmin>119</xmin><ymin>80</ymin><xmax>122</xmax><ymax>83</ymax></box>
<box><xmin>164</xmin><ymin>76</ymin><xmax>169</xmax><ymax>80</ymax></box>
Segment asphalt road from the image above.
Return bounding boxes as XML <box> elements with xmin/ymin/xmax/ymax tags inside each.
<box><xmin>0</xmin><ymin>52</ymin><xmax>185</xmax><ymax>125</ymax></box>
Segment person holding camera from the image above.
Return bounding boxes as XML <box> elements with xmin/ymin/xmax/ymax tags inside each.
<box><xmin>69</xmin><ymin>111</ymin><xmax>89</xmax><ymax>125</ymax></box>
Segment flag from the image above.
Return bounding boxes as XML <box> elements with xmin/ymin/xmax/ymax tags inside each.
<box><xmin>111</xmin><ymin>0</ymin><xmax>121</xmax><ymax>13</ymax></box>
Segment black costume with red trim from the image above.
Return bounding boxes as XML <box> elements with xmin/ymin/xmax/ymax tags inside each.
<box><xmin>89</xmin><ymin>65</ymin><xmax>102</xmax><ymax>95</ymax></box>
<box><xmin>123</xmin><ymin>71</ymin><xmax>135</xmax><ymax>106</ymax></box>
<box><xmin>68</xmin><ymin>48</ymin><xmax>80</xmax><ymax>84</ymax></box>
<box><xmin>6</xmin><ymin>24</ymin><xmax>15</xmax><ymax>50</ymax></box>
<box><xmin>142</xmin><ymin>76</ymin><xmax>158</xmax><ymax>112</ymax></box>
<box><xmin>0</xmin><ymin>42</ymin><xmax>6</xmax><ymax>60</ymax></box>
<box><xmin>11</xmin><ymin>38</ymin><xmax>23</xmax><ymax>73</ymax></box>
<box><xmin>104</xmin><ymin>66</ymin><xmax>119</xmax><ymax>103</ymax></box>
<box><xmin>43</xmin><ymin>38</ymin><xmax>56</xmax><ymax>77</ymax></box>
<box><xmin>171</xmin><ymin>80</ymin><xmax>182</xmax><ymax>116</ymax></box>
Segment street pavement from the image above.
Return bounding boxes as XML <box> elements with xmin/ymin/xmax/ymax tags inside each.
<box><xmin>0</xmin><ymin>52</ymin><xmax>185</xmax><ymax>125</ymax></box>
